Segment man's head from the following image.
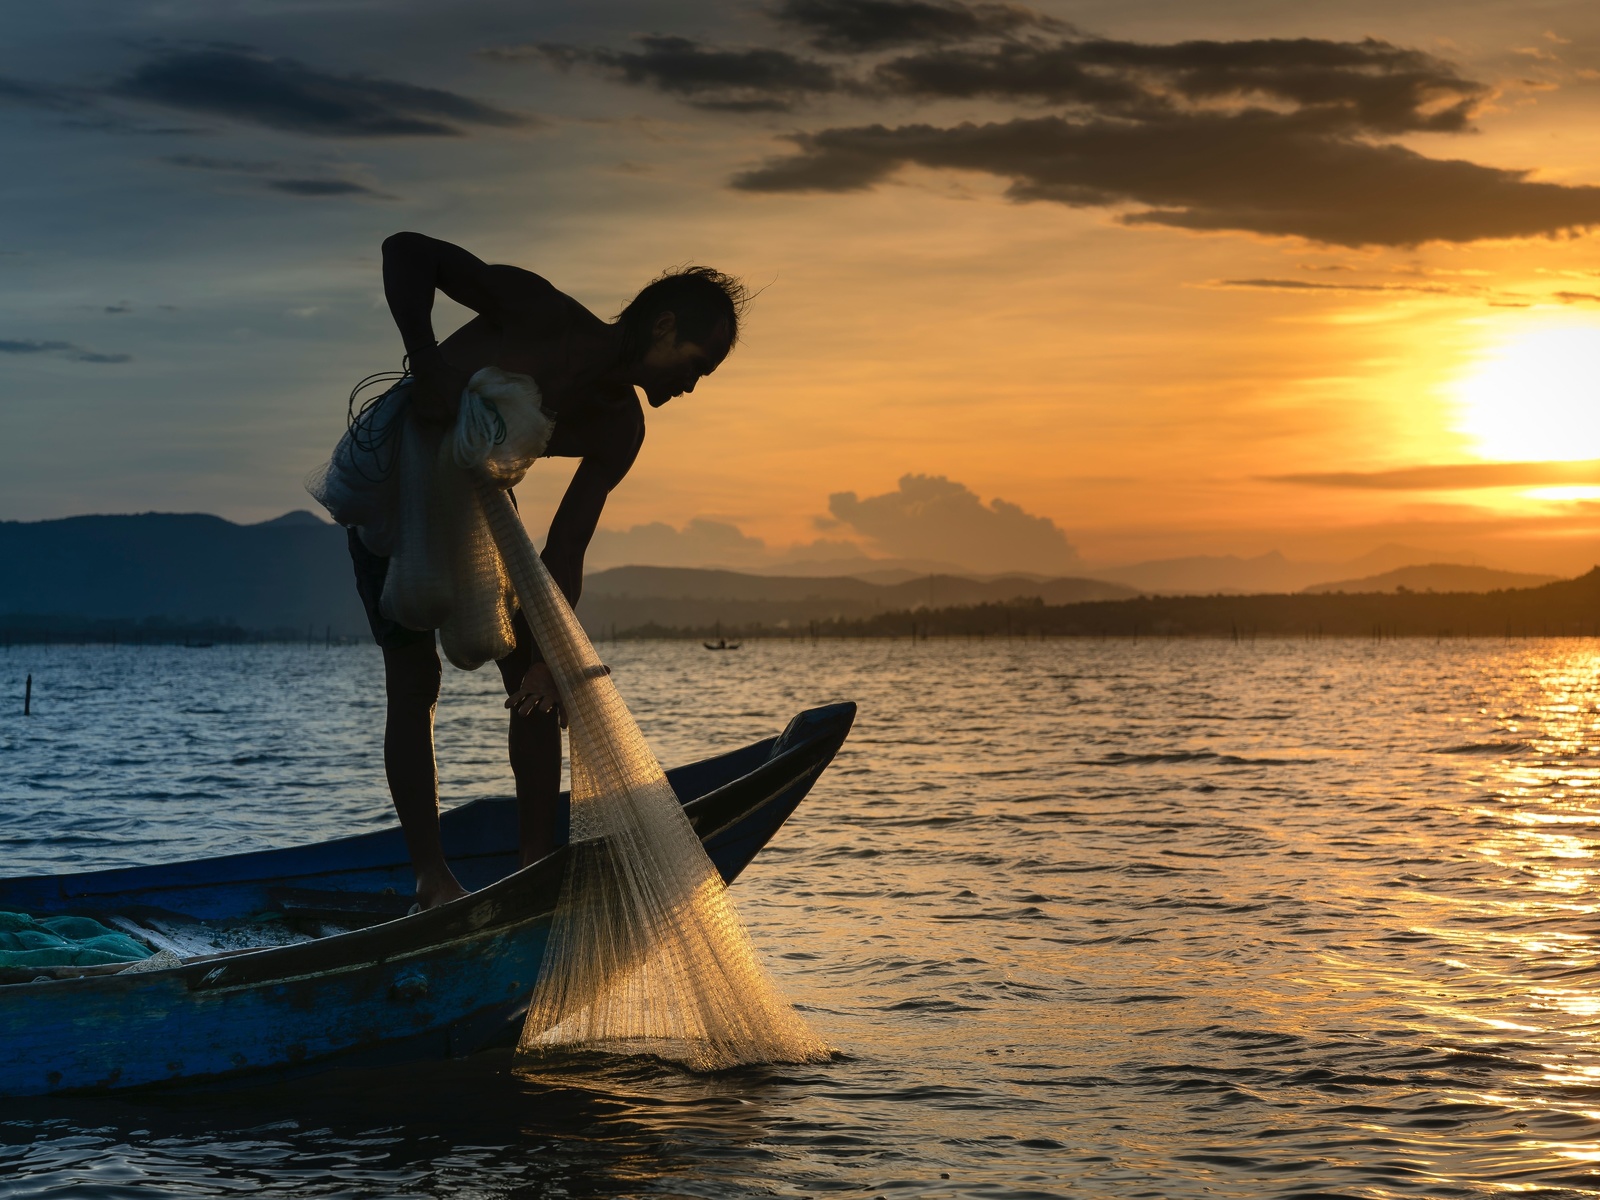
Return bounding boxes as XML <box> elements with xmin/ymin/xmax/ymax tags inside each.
<box><xmin>617</xmin><ymin>266</ymin><xmax>745</xmax><ymax>407</ymax></box>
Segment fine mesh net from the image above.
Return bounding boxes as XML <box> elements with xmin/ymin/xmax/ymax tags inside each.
<box><xmin>311</xmin><ymin>366</ymin><xmax>829</xmax><ymax>1071</ymax></box>
<box><xmin>476</xmin><ymin>482</ymin><xmax>830</xmax><ymax>1070</ymax></box>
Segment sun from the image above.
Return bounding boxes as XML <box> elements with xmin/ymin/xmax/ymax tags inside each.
<box><xmin>1451</xmin><ymin>320</ymin><xmax>1600</xmax><ymax>462</ymax></box>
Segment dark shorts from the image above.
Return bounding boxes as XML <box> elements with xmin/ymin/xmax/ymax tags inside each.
<box><xmin>347</xmin><ymin>527</ymin><xmax>435</xmax><ymax>651</ymax></box>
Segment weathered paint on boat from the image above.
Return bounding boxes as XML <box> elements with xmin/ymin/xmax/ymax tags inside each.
<box><xmin>0</xmin><ymin>702</ymin><xmax>855</xmax><ymax>1096</ymax></box>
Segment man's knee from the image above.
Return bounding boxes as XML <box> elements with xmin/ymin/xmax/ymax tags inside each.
<box><xmin>384</xmin><ymin>643</ymin><xmax>442</xmax><ymax>711</ymax></box>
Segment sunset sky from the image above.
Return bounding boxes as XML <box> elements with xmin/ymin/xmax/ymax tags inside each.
<box><xmin>5</xmin><ymin>0</ymin><xmax>1600</xmax><ymax>575</ymax></box>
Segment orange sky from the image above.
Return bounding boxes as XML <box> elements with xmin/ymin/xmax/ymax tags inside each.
<box><xmin>510</xmin><ymin>164</ymin><xmax>1600</xmax><ymax>573</ymax></box>
<box><xmin>4</xmin><ymin>1</ymin><xmax>1600</xmax><ymax>575</ymax></box>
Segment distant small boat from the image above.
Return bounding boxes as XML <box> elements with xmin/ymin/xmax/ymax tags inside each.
<box><xmin>703</xmin><ymin>623</ymin><xmax>740</xmax><ymax>651</ymax></box>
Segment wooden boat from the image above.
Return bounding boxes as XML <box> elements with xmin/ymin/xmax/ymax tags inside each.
<box><xmin>0</xmin><ymin>702</ymin><xmax>855</xmax><ymax>1097</ymax></box>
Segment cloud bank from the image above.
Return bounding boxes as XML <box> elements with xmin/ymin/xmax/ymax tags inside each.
<box><xmin>827</xmin><ymin>474</ymin><xmax>1082</xmax><ymax>573</ymax></box>
<box><xmin>586</xmin><ymin>517</ymin><xmax>775</xmax><ymax>569</ymax></box>
<box><xmin>516</xmin><ymin>0</ymin><xmax>1600</xmax><ymax>247</ymax></box>
<box><xmin>581</xmin><ymin>476</ymin><xmax>1081</xmax><ymax>574</ymax></box>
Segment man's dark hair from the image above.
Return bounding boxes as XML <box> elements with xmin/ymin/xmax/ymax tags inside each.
<box><xmin>617</xmin><ymin>266</ymin><xmax>747</xmax><ymax>363</ymax></box>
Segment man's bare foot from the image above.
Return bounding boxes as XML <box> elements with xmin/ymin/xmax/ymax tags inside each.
<box><xmin>415</xmin><ymin>868</ymin><xmax>469</xmax><ymax>911</ymax></box>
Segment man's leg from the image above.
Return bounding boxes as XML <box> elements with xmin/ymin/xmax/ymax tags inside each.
<box><xmin>383</xmin><ymin>637</ymin><xmax>468</xmax><ymax>908</ymax></box>
<box><xmin>497</xmin><ymin>610</ymin><xmax>563</xmax><ymax>867</ymax></box>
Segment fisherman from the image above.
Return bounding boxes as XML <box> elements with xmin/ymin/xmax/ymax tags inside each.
<box><xmin>357</xmin><ymin>232</ymin><xmax>740</xmax><ymax>910</ymax></box>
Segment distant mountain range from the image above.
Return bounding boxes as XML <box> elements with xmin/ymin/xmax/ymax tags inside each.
<box><xmin>0</xmin><ymin>511</ymin><xmax>1136</xmax><ymax>640</ymax></box>
<box><xmin>578</xmin><ymin>566</ymin><xmax>1136</xmax><ymax>634</ymax></box>
<box><xmin>0</xmin><ymin>511</ymin><xmax>366</xmax><ymax>637</ymax></box>
<box><xmin>1302</xmin><ymin>564</ymin><xmax>1559</xmax><ymax>595</ymax></box>
<box><xmin>1088</xmin><ymin>544</ymin><xmax>1494</xmax><ymax>594</ymax></box>
<box><xmin>0</xmin><ymin>511</ymin><xmax>1582</xmax><ymax>642</ymax></box>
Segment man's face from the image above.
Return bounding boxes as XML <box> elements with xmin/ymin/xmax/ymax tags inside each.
<box><xmin>639</xmin><ymin>314</ymin><xmax>731</xmax><ymax>408</ymax></box>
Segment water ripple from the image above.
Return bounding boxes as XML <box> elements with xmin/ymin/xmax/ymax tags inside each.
<box><xmin>6</xmin><ymin>639</ymin><xmax>1600</xmax><ymax>1196</ymax></box>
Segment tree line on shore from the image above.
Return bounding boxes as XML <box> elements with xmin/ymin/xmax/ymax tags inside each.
<box><xmin>8</xmin><ymin>567</ymin><xmax>1599</xmax><ymax>645</ymax></box>
<box><xmin>603</xmin><ymin>568</ymin><xmax>1600</xmax><ymax>641</ymax></box>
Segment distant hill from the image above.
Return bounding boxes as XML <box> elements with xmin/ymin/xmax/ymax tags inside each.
<box><xmin>577</xmin><ymin>566</ymin><xmax>1137</xmax><ymax>633</ymax></box>
<box><xmin>1092</xmin><ymin>550</ymin><xmax>1311</xmax><ymax>594</ymax></box>
<box><xmin>747</xmin><ymin>555</ymin><xmax>974</xmax><ymax>581</ymax></box>
<box><xmin>0</xmin><ymin>511</ymin><xmax>368</xmax><ymax>638</ymax></box>
<box><xmin>1091</xmin><ymin>544</ymin><xmax>1484</xmax><ymax>595</ymax></box>
<box><xmin>0</xmin><ymin>511</ymin><xmax>1135</xmax><ymax>643</ymax></box>
<box><xmin>689</xmin><ymin>568</ymin><xmax>1600</xmax><ymax>641</ymax></box>
<box><xmin>1303</xmin><ymin>564</ymin><xmax>1559</xmax><ymax>595</ymax></box>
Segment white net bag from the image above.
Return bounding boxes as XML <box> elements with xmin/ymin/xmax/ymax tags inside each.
<box><xmin>308</xmin><ymin>368</ymin><xmax>555</xmax><ymax>670</ymax></box>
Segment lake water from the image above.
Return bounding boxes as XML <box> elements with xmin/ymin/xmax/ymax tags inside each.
<box><xmin>4</xmin><ymin>637</ymin><xmax>1600</xmax><ymax>1198</ymax></box>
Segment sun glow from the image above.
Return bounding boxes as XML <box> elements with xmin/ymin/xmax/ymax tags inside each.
<box><xmin>1452</xmin><ymin>321</ymin><xmax>1600</xmax><ymax>462</ymax></box>
<box><xmin>1524</xmin><ymin>486</ymin><xmax>1600</xmax><ymax>503</ymax></box>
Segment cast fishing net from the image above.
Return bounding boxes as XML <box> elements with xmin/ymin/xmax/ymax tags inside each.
<box><xmin>310</xmin><ymin>368</ymin><xmax>829</xmax><ymax>1070</ymax></box>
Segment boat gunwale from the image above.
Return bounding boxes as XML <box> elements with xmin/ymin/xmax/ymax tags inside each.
<box><xmin>20</xmin><ymin>737</ymin><xmax>785</xmax><ymax>906</ymax></box>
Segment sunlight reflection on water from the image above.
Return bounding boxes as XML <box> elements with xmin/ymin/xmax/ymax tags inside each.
<box><xmin>5</xmin><ymin>638</ymin><xmax>1600</xmax><ymax>1196</ymax></box>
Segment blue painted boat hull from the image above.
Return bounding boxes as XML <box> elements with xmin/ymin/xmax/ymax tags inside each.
<box><xmin>0</xmin><ymin>702</ymin><xmax>856</xmax><ymax>1096</ymax></box>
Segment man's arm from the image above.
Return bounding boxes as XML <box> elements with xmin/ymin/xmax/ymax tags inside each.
<box><xmin>541</xmin><ymin>453</ymin><xmax>637</xmax><ymax>607</ymax></box>
<box><xmin>380</xmin><ymin>231</ymin><xmax>564</xmax><ymax>421</ymax></box>
<box><xmin>504</xmin><ymin>450</ymin><xmax>637</xmax><ymax>719</ymax></box>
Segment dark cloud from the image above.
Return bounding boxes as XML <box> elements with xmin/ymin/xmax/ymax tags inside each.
<box><xmin>0</xmin><ymin>75</ymin><xmax>199</xmax><ymax>134</ymax></box>
<box><xmin>772</xmin><ymin>0</ymin><xmax>1060</xmax><ymax>52</ymax></box>
<box><xmin>874</xmin><ymin>42</ymin><xmax>1146</xmax><ymax>108</ymax></box>
<box><xmin>1218</xmin><ymin>278</ymin><xmax>1454</xmax><ymax>294</ymax></box>
<box><xmin>163</xmin><ymin>153</ymin><xmax>389</xmax><ymax>199</ymax></box>
<box><xmin>734</xmin><ymin>114</ymin><xmax>1600</xmax><ymax>247</ymax></box>
<box><xmin>518</xmin><ymin>12</ymin><xmax>1587</xmax><ymax>248</ymax></box>
<box><xmin>0</xmin><ymin>76</ymin><xmax>86</xmax><ymax>112</ymax></box>
<box><xmin>114</xmin><ymin>50</ymin><xmax>527</xmax><ymax>137</ymax></box>
<box><xmin>1268</xmin><ymin>462</ymin><xmax>1600</xmax><ymax>490</ymax></box>
<box><xmin>873</xmin><ymin>36</ymin><xmax>1486</xmax><ymax>133</ymax></box>
<box><xmin>828</xmin><ymin>474</ymin><xmax>1081</xmax><ymax>573</ymax></box>
<box><xmin>0</xmin><ymin>339</ymin><xmax>130</xmax><ymax>364</ymax></box>
<box><xmin>514</xmin><ymin>36</ymin><xmax>838</xmax><ymax>112</ymax></box>
<box><xmin>266</xmin><ymin>178</ymin><xmax>387</xmax><ymax>198</ymax></box>
<box><xmin>163</xmin><ymin>153</ymin><xmax>279</xmax><ymax>173</ymax></box>
<box><xmin>1081</xmin><ymin>36</ymin><xmax>1483</xmax><ymax>133</ymax></box>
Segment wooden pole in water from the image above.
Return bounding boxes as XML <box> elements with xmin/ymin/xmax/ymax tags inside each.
<box><xmin>23</xmin><ymin>674</ymin><xmax>30</xmax><ymax>716</ymax></box>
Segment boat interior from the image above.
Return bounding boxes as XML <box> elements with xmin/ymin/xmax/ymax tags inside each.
<box><xmin>0</xmin><ymin>705</ymin><xmax>851</xmax><ymax>985</ymax></box>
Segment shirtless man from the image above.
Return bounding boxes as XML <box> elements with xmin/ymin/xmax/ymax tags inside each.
<box><xmin>360</xmin><ymin>232</ymin><xmax>739</xmax><ymax>909</ymax></box>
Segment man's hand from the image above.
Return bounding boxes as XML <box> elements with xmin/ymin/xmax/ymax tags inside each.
<box><xmin>507</xmin><ymin>662</ymin><xmax>563</xmax><ymax>724</ymax></box>
<box><xmin>505</xmin><ymin>662</ymin><xmax>610</xmax><ymax>726</ymax></box>
<box><xmin>408</xmin><ymin>346</ymin><xmax>471</xmax><ymax>427</ymax></box>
